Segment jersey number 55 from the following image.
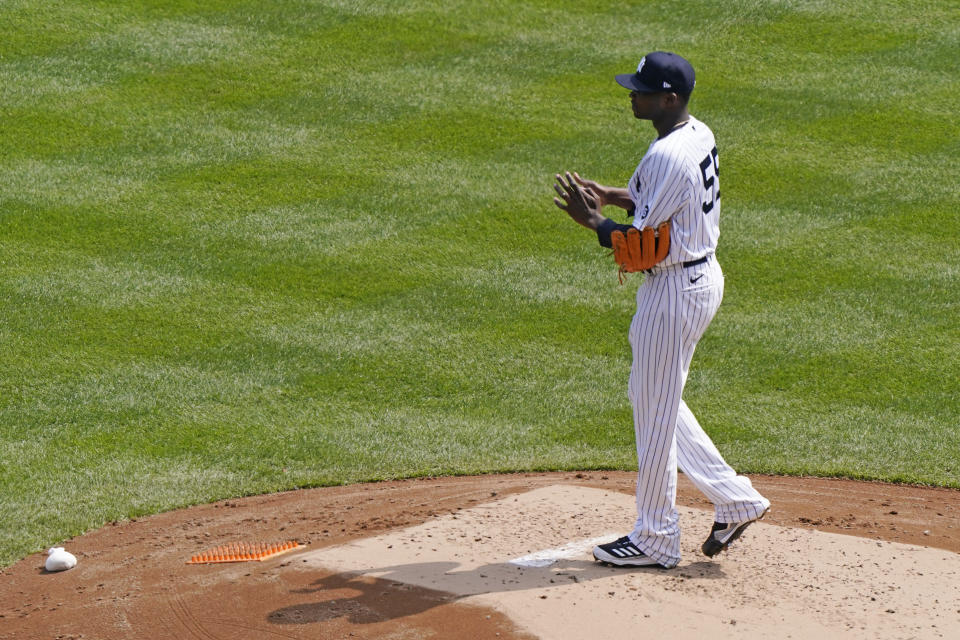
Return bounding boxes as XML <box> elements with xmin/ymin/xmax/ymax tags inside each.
<box><xmin>699</xmin><ymin>146</ymin><xmax>720</xmax><ymax>214</ymax></box>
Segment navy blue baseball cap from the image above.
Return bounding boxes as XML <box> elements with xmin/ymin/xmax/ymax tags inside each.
<box><xmin>616</xmin><ymin>51</ymin><xmax>695</xmax><ymax>96</ymax></box>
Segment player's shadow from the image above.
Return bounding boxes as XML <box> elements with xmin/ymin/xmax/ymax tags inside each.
<box><xmin>267</xmin><ymin>558</ymin><xmax>725</xmax><ymax>626</ymax></box>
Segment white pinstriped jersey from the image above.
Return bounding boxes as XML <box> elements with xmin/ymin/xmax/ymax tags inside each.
<box><xmin>627</xmin><ymin>115</ymin><xmax>720</xmax><ymax>266</ymax></box>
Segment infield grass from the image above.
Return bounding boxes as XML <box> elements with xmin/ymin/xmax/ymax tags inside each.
<box><xmin>1</xmin><ymin>0</ymin><xmax>958</xmax><ymax>566</ymax></box>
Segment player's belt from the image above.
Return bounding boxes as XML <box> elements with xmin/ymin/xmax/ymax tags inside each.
<box><xmin>682</xmin><ymin>256</ymin><xmax>709</xmax><ymax>268</ymax></box>
<box><xmin>643</xmin><ymin>255</ymin><xmax>710</xmax><ymax>275</ymax></box>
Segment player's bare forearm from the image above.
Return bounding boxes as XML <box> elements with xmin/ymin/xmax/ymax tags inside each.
<box><xmin>598</xmin><ymin>187</ymin><xmax>633</xmax><ymax>210</ymax></box>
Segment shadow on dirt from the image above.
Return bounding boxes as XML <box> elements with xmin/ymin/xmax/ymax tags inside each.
<box><xmin>268</xmin><ymin>558</ymin><xmax>725</xmax><ymax>626</ymax></box>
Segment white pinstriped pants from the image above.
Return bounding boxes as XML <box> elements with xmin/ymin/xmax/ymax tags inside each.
<box><xmin>626</xmin><ymin>257</ymin><xmax>770</xmax><ymax>568</ymax></box>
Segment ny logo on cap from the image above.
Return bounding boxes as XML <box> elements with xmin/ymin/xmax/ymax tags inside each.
<box><xmin>637</xmin><ymin>57</ymin><xmax>646</xmax><ymax>74</ymax></box>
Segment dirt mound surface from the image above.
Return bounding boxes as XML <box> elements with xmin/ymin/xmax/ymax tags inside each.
<box><xmin>2</xmin><ymin>472</ymin><xmax>959</xmax><ymax>639</ymax></box>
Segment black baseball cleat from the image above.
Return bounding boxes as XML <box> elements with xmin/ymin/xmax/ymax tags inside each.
<box><xmin>701</xmin><ymin>508</ymin><xmax>770</xmax><ymax>557</ymax></box>
<box><xmin>592</xmin><ymin>536</ymin><xmax>666</xmax><ymax>568</ymax></box>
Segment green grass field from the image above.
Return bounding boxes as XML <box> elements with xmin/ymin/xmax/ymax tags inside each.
<box><xmin>1</xmin><ymin>0</ymin><xmax>958</xmax><ymax>567</ymax></box>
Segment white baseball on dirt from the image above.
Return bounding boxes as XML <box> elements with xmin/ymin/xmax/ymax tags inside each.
<box><xmin>45</xmin><ymin>547</ymin><xmax>77</xmax><ymax>572</ymax></box>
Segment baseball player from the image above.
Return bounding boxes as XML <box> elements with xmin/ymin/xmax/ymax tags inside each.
<box><xmin>553</xmin><ymin>51</ymin><xmax>770</xmax><ymax>569</ymax></box>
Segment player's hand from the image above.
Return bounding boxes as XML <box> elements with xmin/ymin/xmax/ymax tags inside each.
<box><xmin>571</xmin><ymin>172</ymin><xmax>607</xmax><ymax>207</ymax></box>
<box><xmin>553</xmin><ymin>171</ymin><xmax>603</xmax><ymax>230</ymax></box>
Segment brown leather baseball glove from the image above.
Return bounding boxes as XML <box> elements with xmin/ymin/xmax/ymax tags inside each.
<box><xmin>610</xmin><ymin>220</ymin><xmax>671</xmax><ymax>280</ymax></box>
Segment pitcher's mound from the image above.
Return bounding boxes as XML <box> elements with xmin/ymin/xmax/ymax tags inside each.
<box><xmin>3</xmin><ymin>472</ymin><xmax>960</xmax><ymax>639</ymax></box>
